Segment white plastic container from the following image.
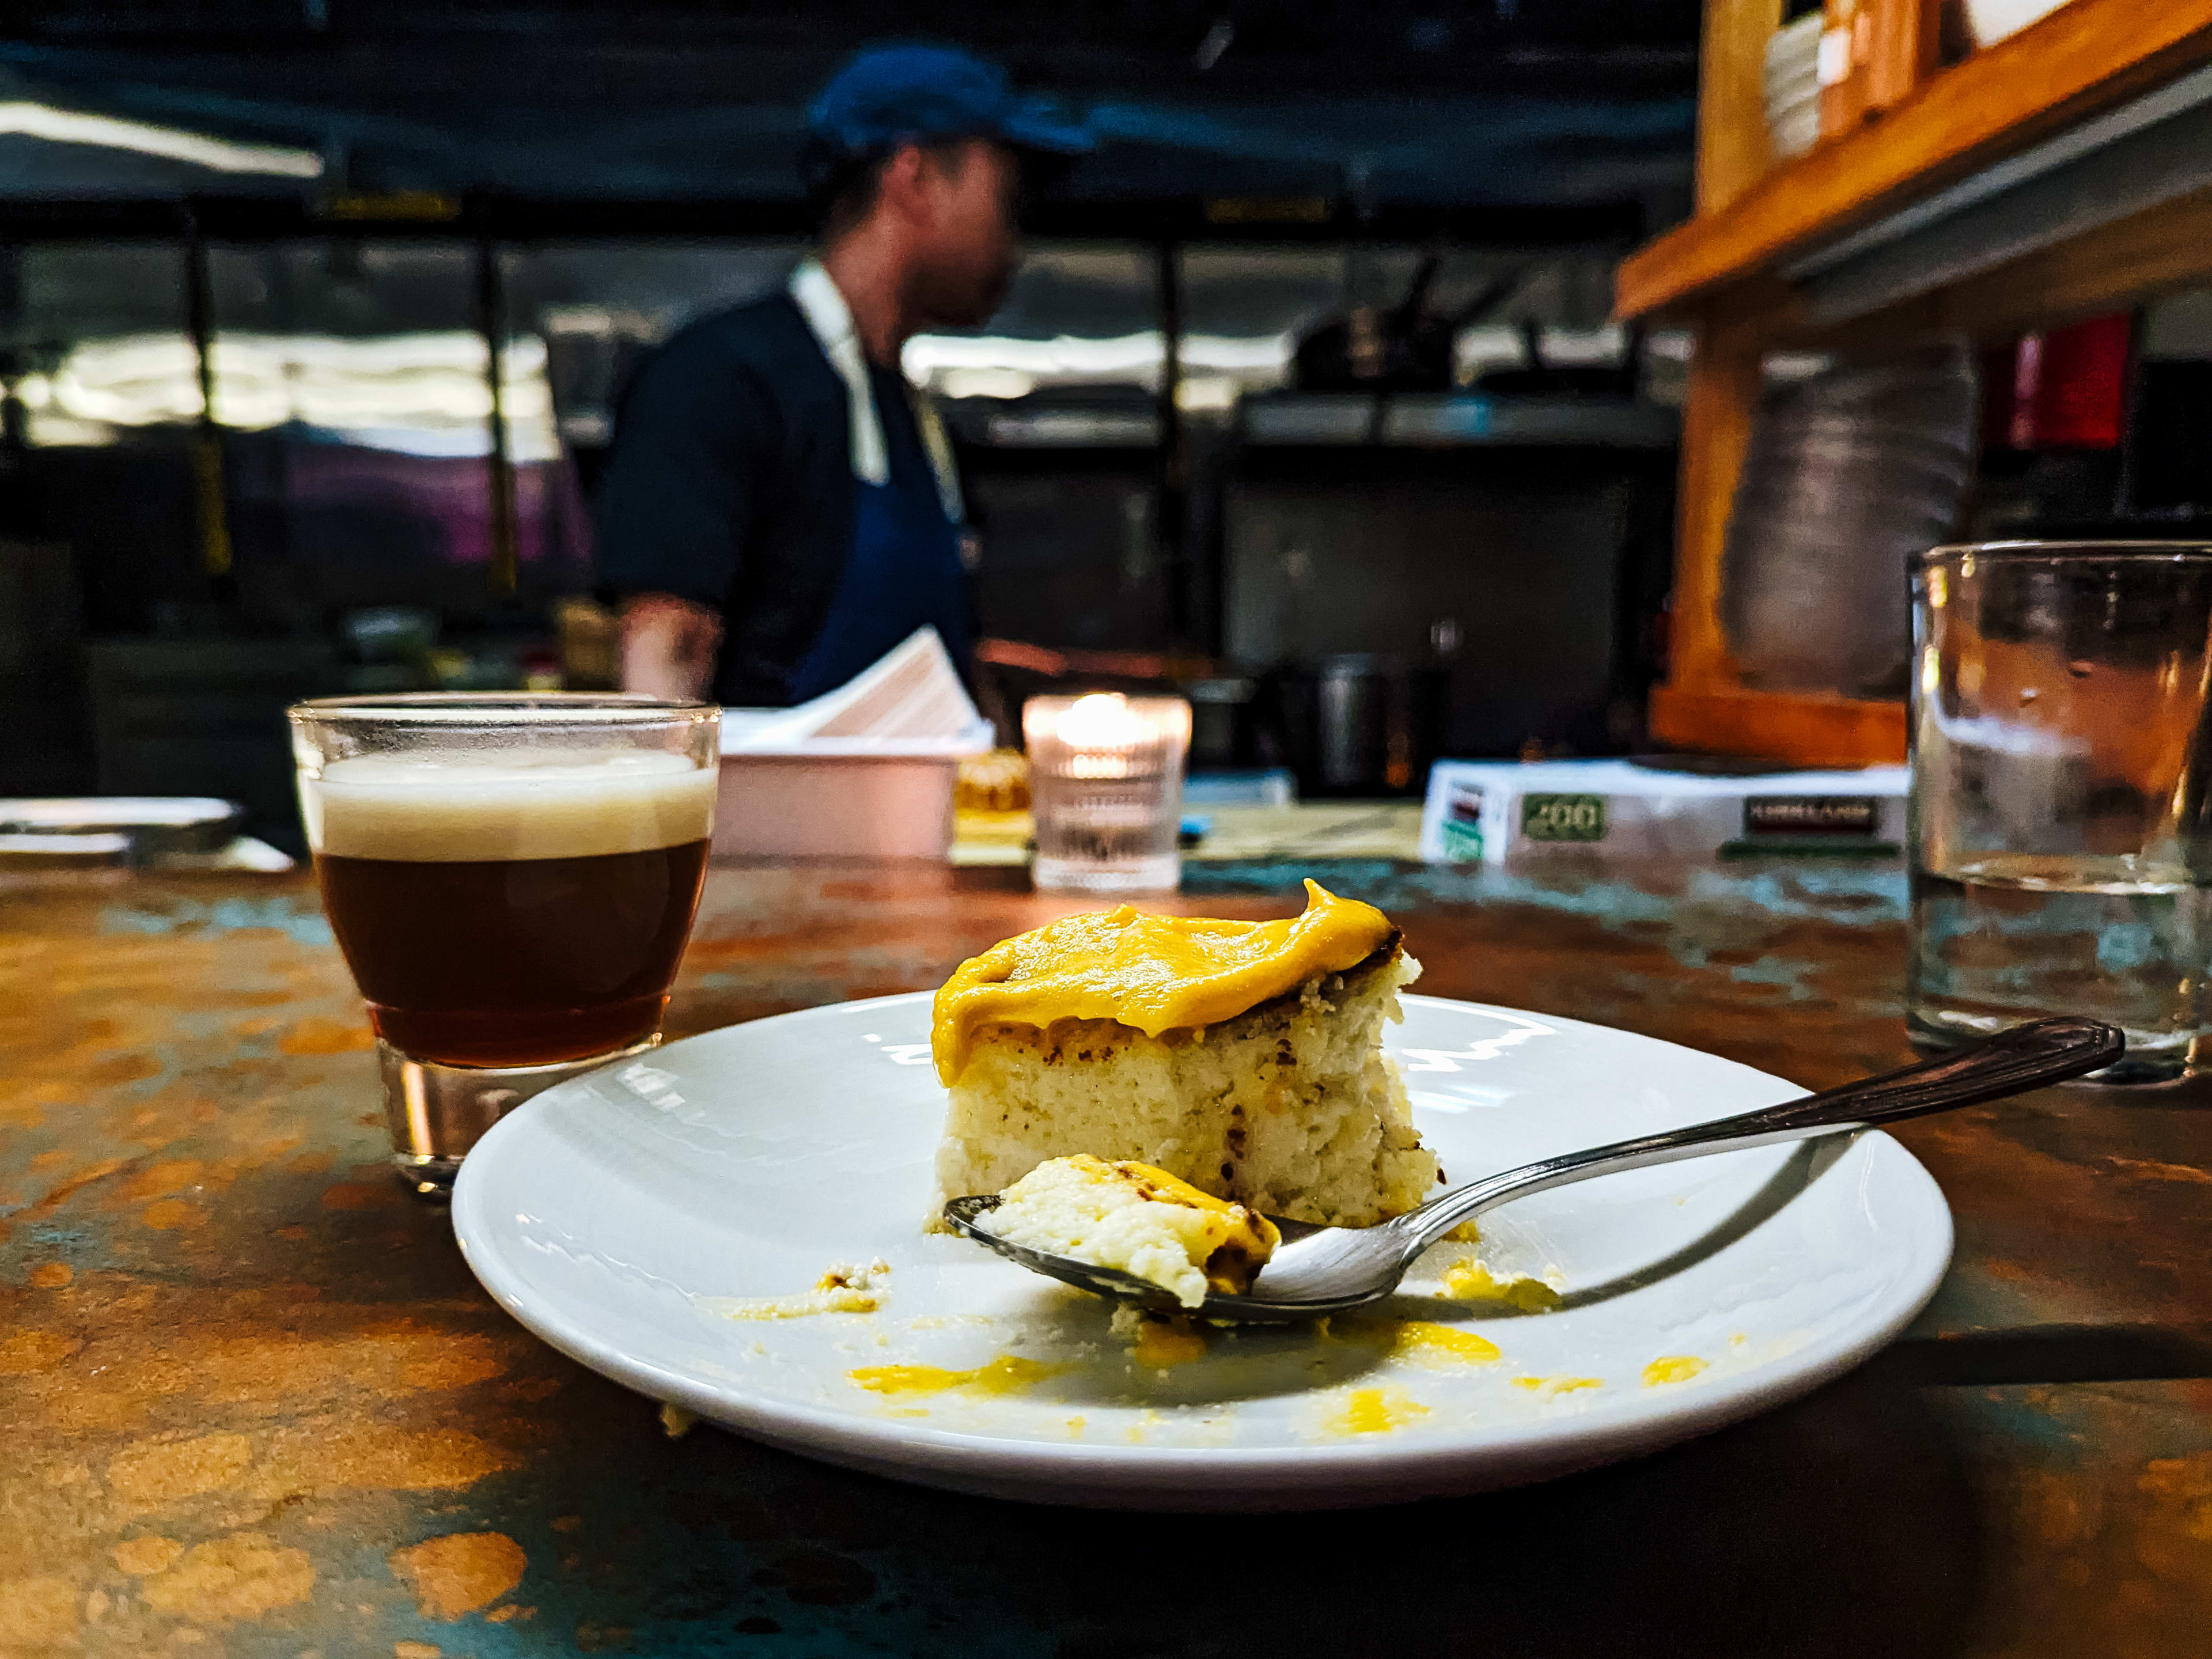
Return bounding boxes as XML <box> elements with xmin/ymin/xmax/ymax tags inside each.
<box><xmin>709</xmin><ymin>627</ymin><xmax>994</xmax><ymax>858</ymax></box>
<box><xmin>713</xmin><ymin>732</ymin><xmax>991</xmax><ymax>859</ymax></box>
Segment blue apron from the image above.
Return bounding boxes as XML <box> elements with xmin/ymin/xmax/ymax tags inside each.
<box><xmin>783</xmin><ymin>368</ymin><xmax>972</xmax><ymax>706</ymax></box>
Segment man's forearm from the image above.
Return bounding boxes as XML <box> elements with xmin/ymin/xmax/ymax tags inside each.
<box><xmin>619</xmin><ymin>595</ymin><xmax>722</xmax><ymax>701</ymax></box>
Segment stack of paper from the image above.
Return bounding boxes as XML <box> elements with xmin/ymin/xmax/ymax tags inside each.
<box><xmin>718</xmin><ymin>628</ymin><xmax>994</xmax><ymax>756</ymax></box>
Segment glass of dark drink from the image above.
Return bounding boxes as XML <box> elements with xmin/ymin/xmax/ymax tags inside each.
<box><xmin>289</xmin><ymin>693</ymin><xmax>720</xmax><ymax>1195</ymax></box>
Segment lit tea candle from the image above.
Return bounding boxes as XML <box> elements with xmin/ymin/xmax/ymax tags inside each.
<box><xmin>1056</xmin><ymin>692</ymin><xmax>1150</xmax><ymax>779</ymax></box>
<box><xmin>1024</xmin><ymin>693</ymin><xmax>1192</xmax><ymax>893</ymax></box>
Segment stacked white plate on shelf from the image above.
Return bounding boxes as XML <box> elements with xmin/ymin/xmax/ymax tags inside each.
<box><xmin>1764</xmin><ymin>12</ymin><xmax>1824</xmax><ymax>162</ymax></box>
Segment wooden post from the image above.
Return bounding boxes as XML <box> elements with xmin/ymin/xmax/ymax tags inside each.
<box><xmin>1154</xmin><ymin>236</ymin><xmax>1187</xmax><ymax>645</ymax></box>
<box><xmin>181</xmin><ymin>213</ymin><xmax>233</xmax><ymax>584</ymax></box>
<box><xmin>474</xmin><ymin>233</ymin><xmax>518</xmax><ymax>599</ymax></box>
<box><xmin>1662</xmin><ymin>313</ymin><xmax>1762</xmax><ymax>697</ymax></box>
<box><xmin>1678</xmin><ymin>0</ymin><xmax>1783</xmax><ymax>699</ymax></box>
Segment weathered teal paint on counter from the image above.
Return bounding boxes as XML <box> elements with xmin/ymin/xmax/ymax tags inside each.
<box><xmin>2</xmin><ymin>858</ymin><xmax>2207</xmax><ymax>1655</ymax></box>
<box><xmin>98</xmin><ymin>891</ymin><xmax>336</xmax><ymax>948</ymax></box>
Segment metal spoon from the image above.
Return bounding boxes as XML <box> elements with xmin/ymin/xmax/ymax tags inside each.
<box><xmin>942</xmin><ymin>1016</ymin><xmax>2123</xmax><ymax>1324</ymax></box>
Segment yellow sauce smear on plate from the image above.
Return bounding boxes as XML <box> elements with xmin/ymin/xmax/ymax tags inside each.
<box><xmin>1391</xmin><ymin>1321</ymin><xmax>1502</xmax><ymax>1368</ymax></box>
<box><xmin>931</xmin><ymin>879</ymin><xmax>1393</xmax><ymax>1082</ymax></box>
<box><xmin>1440</xmin><ymin>1259</ymin><xmax>1562</xmax><ymax>1312</ymax></box>
<box><xmin>1513</xmin><ymin>1375</ymin><xmax>1603</xmax><ymax>1395</ymax></box>
<box><xmin>847</xmin><ymin>1354</ymin><xmax>1069</xmax><ymax>1398</ymax></box>
<box><xmin>1642</xmin><ymin>1354</ymin><xmax>1709</xmax><ymax>1387</ymax></box>
<box><xmin>1328</xmin><ymin>1387</ymin><xmax>1431</xmax><ymax>1435</ymax></box>
<box><xmin>1132</xmin><ymin>1315</ymin><xmax>1209</xmax><ymax>1368</ymax></box>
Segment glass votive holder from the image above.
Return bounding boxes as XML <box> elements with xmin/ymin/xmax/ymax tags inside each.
<box><xmin>1025</xmin><ymin>692</ymin><xmax>1191</xmax><ymax>894</ymax></box>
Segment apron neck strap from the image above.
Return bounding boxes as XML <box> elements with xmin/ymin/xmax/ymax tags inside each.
<box><xmin>787</xmin><ymin>258</ymin><xmax>963</xmax><ymax>523</ymax></box>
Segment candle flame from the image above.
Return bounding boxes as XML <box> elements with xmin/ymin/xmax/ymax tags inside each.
<box><xmin>1056</xmin><ymin>692</ymin><xmax>1147</xmax><ymax>749</ymax></box>
<box><xmin>1048</xmin><ymin>692</ymin><xmax>1153</xmax><ymax>780</ymax></box>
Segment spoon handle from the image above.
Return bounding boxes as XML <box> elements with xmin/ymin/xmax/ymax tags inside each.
<box><xmin>1397</xmin><ymin>1015</ymin><xmax>2124</xmax><ymax>1255</ymax></box>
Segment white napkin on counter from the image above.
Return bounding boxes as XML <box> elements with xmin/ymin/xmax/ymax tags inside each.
<box><xmin>718</xmin><ymin>627</ymin><xmax>993</xmax><ymax>757</ymax></box>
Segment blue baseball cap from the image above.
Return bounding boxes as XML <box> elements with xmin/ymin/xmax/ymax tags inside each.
<box><xmin>807</xmin><ymin>44</ymin><xmax>1092</xmax><ymax>161</ymax></box>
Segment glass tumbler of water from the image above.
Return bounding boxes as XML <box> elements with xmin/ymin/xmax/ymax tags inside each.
<box><xmin>1026</xmin><ymin>692</ymin><xmax>1191</xmax><ymax>894</ymax></box>
<box><xmin>1908</xmin><ymin>543</ymin><xmax>2212</xmax><ymax>1080</ymax></box>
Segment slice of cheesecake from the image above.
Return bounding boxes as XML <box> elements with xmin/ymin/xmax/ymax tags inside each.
<box><xmin>930</xmin><ymin>881</ymin><xmax>1438</xmax><ymax>1229</ymax></box>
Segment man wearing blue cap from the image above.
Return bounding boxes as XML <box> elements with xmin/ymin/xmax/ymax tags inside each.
<box><xmin>599</xmin><ymin>44</ymin><xmax>1089</xmax><ymax>705</ymax></box>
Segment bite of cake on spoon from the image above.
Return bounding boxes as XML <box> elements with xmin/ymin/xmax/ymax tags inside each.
<box><xmin>984</xmin><ymin>1154</ymin><xmax>1281</xmax><ymax>1308</ymax></box>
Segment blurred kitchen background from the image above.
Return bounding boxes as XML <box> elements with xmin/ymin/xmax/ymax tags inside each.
<box><xmin>5</xmin><ymin>2</ymin><xmax>2207</xmax><ymax>854</ymax></box>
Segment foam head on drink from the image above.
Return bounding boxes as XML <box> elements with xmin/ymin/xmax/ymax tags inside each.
<box><xmin>304</xmin><ymin>750</ymin><xmax>716</xmax><ymax>1069</ymax></box>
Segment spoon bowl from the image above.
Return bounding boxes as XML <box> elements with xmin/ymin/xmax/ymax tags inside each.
<box><xmin>941</xmin><ymin>1196</ymin><xmax>1378</xmax><ymax>1323</ymax></box>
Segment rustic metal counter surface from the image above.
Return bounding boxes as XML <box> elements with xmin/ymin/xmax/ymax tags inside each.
<box><xmin>2</xmin><ymin>858</ymin><xmax>2207</xmax><ymax>1657</ymax></box>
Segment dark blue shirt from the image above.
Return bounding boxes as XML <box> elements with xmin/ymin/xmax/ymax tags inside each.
<box><xmin>595</xmin><ymin>293</ymin><xmax>972</xmax><ymax>707</ymax></box>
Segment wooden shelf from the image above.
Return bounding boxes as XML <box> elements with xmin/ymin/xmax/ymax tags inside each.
<box><xmin>1649</xmin><ymin>684</ymin><xmax>1907</xmax><ymax>768</ymax></box>
<box><xmin>1619</xmin><ymin>0</ymin><xmax>2212</xmax><ymax>322</ymax></box>
<box><xmin>1624</xmin><ymin>0</ymin><xmax>2212</xmax><ymax>768</ymax></box>
<box><xmin>1622</xmin><ymin>2</ymin><xmax>2212</xmax><ymax>766</ymax></box>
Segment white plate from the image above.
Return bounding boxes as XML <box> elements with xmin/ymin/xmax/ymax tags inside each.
<box><xmin>452</xmin><ymin>994</ymin><xmax>1950</xmax><ymax>1510</ymax></box>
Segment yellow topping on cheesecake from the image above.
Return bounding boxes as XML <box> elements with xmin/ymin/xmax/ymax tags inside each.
<box><xmin>932</xmin><ymin>879</ymin><xmax>1394</xmax><ymax>1084</ymax></box>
